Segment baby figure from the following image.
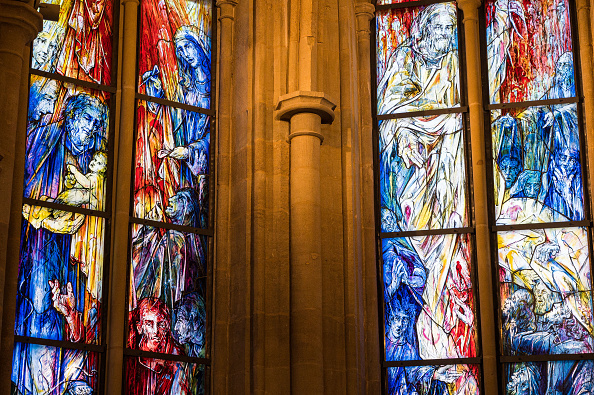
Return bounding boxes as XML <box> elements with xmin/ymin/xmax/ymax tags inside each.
<box><xmin>23</xmin><ymin>151</ymin><xmax>107</xmax><ymax>229</ymax></box>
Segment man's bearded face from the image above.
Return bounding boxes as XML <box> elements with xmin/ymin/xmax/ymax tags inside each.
<box><xmin>425</xmin><ymin>14</ymin><xmax>454</xmax><ymax>57</ymax></box>
<box><xmin>138</xmin><ymin>309</ymin><xmax>169</xmax><ymax>352</ymax></box>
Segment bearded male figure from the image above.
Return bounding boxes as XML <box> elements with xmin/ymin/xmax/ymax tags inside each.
<box><xmin>378</xmin><ymin>5</ymin><xmax>478</xmax><ymax>391</ymax></box>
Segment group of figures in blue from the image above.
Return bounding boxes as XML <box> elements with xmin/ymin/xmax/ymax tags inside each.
<box><xmin>13</xmin><ymin>0</ymin><xmax>212</xmax><ymax>392</ymax></box>
<box><xmin>376</xmin><ymin>0</ymin><xmax>594</xmax><ymax>393</ymax></box>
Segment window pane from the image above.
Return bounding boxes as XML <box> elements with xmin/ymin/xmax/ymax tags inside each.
<box><xmin>382</xmin><ymin>235</ymin><xmax>477</xmax><ymax>361</ymax></box>
<box><xmin>386</xmin><ymin>364</ymin><xmax>480</xmax><ymax>394</ymax></box>
<box><xmin>133</xmin><ymin>100</ymin><xmax>209</xmax><ymax>228</ymax></box>
<box><xmin>128</xmin><ymin>224</ymin><xmax>207</xmax><ymax>357</ymax></box>
<box><xmin>137</xmin><ymin>0</ymin><xmax>212</xmax><ymax>109</ymax></box>
<box><xmin>379</xmin><ymin>114</ymin><xmax>467</xmax><ymax>231</ymax></box>
<box><xmin>12</xmin><ymin>343</ymin><xmax>100</xmax><ymax>394</ymax></box>
<box><xmin>16</xmin><ymin>208</ymin><xmax>105</xmax><ymax>344</ymax></box>
<box><xmin>498</xmin><ymin>227</ymin><xmax>594</xmax><ymax>356</ymax></box>
<box><xmin>504</xmin><ymin>361</ymin><xmax>594</xmax><ymax>394</ymax></box>
<box><xmin>377</xmin><ymin>3</ymin><xmax>460</xmax><ymax>115</ymax></box>
<box><xmin>25</xmin><ymin>75</ymin><xmax>110</xmax><ymax>212</ymax></box>
<box><xmin>32</xmin><ymin>0</ymin><xmax>114</xmax><ymax>85</ymax></box>
<box><xmin>491</xmin><ymin>104</ymin><xmax>583</xmax><ymax>224</ymax></box>
<box><xmin>485</xmin><ymin>0</ymin><xmax>575</xmax><ymax>104</ymax></box>
<box><xmin>125</xmin><ymin>358</ymin><xmax>205</xmax><ymax>394</ymax></box>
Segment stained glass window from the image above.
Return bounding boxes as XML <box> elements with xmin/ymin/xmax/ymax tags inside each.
<box><xmin>125</xmin><ymin>0</ymin><xmax>213</xmax><ymax>392</ymax></box>
<box><xmin>483</xmin><ymin>0</ymin><xmax>593</xmax><ymax>392</ymax></box>
<box><xmin>12</xmin><ymin>0</ymin><xmax>116</xmax><ymax>389</ymax></box>
<box><xmin>375</xmin><ymin>2</ymin><xmax>482</xmax><ymax>394</ymax></box>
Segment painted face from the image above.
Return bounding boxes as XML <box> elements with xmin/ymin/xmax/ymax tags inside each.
<box><xmin>89</xmin><ymin>155</ymin><xmax>106</xmax><ymax>174</ymax></box>
<box><xmin>555</xmin><ymin>149</ymin><xmax>578</xmax><ymax>175</ymax></box>
<box><xmin>499</xmin><ymin>156</ymin><xmax>522</xmax><ymax>189</ymax></box>
<box><xmin>174</xmin><ymin>311</ymin><xmax>191</xmax><ymax>343</ymax></box>
<box><xmin>67</xmin><ymin>107</ymin><xmax>103</xmax><ymax>148</ymax></box>
<box><xmin>533</xmin><ymin>282</ymin><xmax>553</xmax><ymax>315</ymax></box>
<box><xmin>389</xmin><ymin>312</ymin><xmax>409</xmax><ymax>343</ymax></box>
<box><xmin>139</xmin><ymin>309</ymin><xmax>169</xmax><ymax>352</ymax></box>
<box><xmin>176</xmin><ymin>38</ymin><xmax>200</xmax><ymax>69</ymax></box>
<box><xmin>381</xmin><ymin>209</ymin><xmax>398</xmax><ymax>232</ymax></box>
<box><xmin>523</xmin><ymin>177</ymin><xmax>541</xmax><ymax>198</ymax></box>
<box><xmin>31</xmin><ymin>81</ymin><xmax>59</xmax><ymax>121</ymax></box>
<box><xmin>165</xmin><ymin>194</ymin><xmax>184</xmax><ymax>220</ymax></box>
<box><xmin>32</xmin><ymin>34</ymin><xmax>57</xmax><ymax>68</ymax></box>
<box><xmin>426</xmin><ymin>13</ymin><xmax>454</xmax><ymax>56</ymax></box>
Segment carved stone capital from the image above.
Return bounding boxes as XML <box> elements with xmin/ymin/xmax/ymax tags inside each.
<box><xmin>276</xmin><ymin>91</ymin><xmax>337</xmax><ymax>125</ymax></box>
<box><xmin>457</xmin><ymin>0</ymin><xmax>481</xmax><ymax>21</ymax></box>
<box><xmin>0</xmin><ymin>0</ymin><xmax>42</xmax><ymax>49</ymax></box>
<box><xmin>355</xmin><ymin>2</ymin><xmax>375</xmax><ymax>34</ymax></box>
<box><xmin>217</xmin><ymin>0</ymin><xmax>238</xmax><ymax>21</ymax></box>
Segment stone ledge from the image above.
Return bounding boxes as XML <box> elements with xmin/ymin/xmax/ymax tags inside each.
<box><xmin>275</xmin><ymin>91</ymin><xmax>337</xmax><ymax>125</ymax></box>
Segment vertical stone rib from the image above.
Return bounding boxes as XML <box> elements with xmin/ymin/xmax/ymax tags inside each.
<box><xmin>105</xmin><ymin>0</ymin><xmax>138</xmax><ymax>391</ymax></box>
<box><xmin>353</xmin><ymin>3</ymin><xmax>379</xmax><ymax>393</ymax></box>
<box><xmin>457</xmin><ymin>1</ymin><xmax>498</xmax><ymax>394</ymax></box>
<box><xmin>214</xmin><ymin>1</ymin><xmax>237</xmax><ymax>393</ymax></box>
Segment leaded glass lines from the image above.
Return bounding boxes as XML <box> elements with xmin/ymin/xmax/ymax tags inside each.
<box><xmin>375</xmin><ymin>2</ymin><xmax>483</xmax><ymax>394</ymax></box>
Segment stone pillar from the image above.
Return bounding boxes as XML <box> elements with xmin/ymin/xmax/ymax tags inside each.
<box><xmin>213</xmin><ymin>0</ymin><xmax>238</xmax><ymax>393</ymax></box>
<box><xmin>0</xmin><ymin>0</ymin><xmax>42</xmax><ymax>334</ymax></box>
<box><xmin>354</xmin><ymin>2</ymin><xmax>381</xmax><ymax>393</ymax></box>
<box><xmin>457</xmin><ymin>1</ymin><xmax>498</xmax><ymax>394</ymax></box>
<box><xmin>105</xmin><ymin>0</ymin><xmax>138</xmax><ymax>391</ymax></box>
<box><xmin>276</xmin><ymin>92</ymin><xmax>335</xmax><ymax>394</ymax></box>
<box><xmin>576</xmin><ymin>0</ymin><xmax>594</xmax><ymax>218</ymax></box>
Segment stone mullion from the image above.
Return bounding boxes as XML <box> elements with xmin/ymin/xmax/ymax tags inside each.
<box><xmin>457</xmin><ymin>1</ymin><xmax>499</xmax><ymax>394</ymax></box>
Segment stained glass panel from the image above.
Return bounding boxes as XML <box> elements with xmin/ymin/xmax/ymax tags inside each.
<box><xmin>377</xmin><ymin>0</ymin><xmax>417</xmax><ymax>5</ymax></box>
<box><xmin>32</xmin><ymin>0</ymin><xmax>114</xmax><ymax>85</ymax></box>
<box><xmin>128</xmin><ymin>224</ymin><xmax>207</xmax><ymax>357</ymax></box>
<box><xmin>382</xmin><ymin>235</ymin><xmax>477</xmax><ymax>361</ymax></box>
<box><xmin>133</xmin><ymin>100</ymin><xmax>209</xmax><ymax>228</ymax></box>
<box><xmin>12</xmin><ymin>343</ymin><xmax>99</xmax><ymax>394</ymax></box>
<box><xmin>485</xmin><ymin>0</ymin><xmax>574</xmax><ymax>104</ymax></box>
<box><xmin>386</xmin><ymin>364</ymin><xmax>480</xmax><ymax>394</ymax></box>
<box><xmin>125</xmin><ymin>358</ymin><xmax>205</xmax><ymax>394</ymax></box>
<box><xmin>498</xmin><ymin>227</ymin><xmax>594</xmax><ymax>356</ymax></box>
<box><xmin>379</xmin><ymin>114</ymin><xmax>467</xmax><ymax>231</ymax></box>
<box><xmin>504</xmin><ymin>361</ymin><xmax>594</xmax><ymax>394</ymax></box>
<box><xmin>16</xmin><ymin>209</ymin><xmax>105</xmax><ymax>343</ymax></box>
<box><xmin>25</xmin><ymin>75</ymin><xmax>110</xmax><ymax>212</ymax></box>
<box><xmin>491</xmin><ymin>104</ymin><xmax>583</xmax><ymax>224</ymax></box>
<box><xmin>376</xmin><ymin>3</ymin><xmax>460</xmax><ymax>115</ymax></box>
<box><xmin>137</xmin><ymin>0</ymin><xmax>212</xmax><ymax>109</ymax></box>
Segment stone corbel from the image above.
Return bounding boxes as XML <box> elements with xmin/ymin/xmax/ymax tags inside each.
<box><xmin>275</xmin><ymin>91</ymin><xmax>337</xmax><ymax>143</ymax></box>
<box><xmin>0</xmin><ymin>0</ymin><xmax>42</xmax><ymax>48</ymax></box>
<box><xmin>354</xmin><ymin>2</ymin><xmax>375</xmax><ymax>35</ymax></box>
<box><xmin>217</xmin><ymin>0</ymin><xmax>238</xmax><ymax>21</ymax></box>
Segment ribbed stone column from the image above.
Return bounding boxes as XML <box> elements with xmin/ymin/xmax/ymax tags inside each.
<box><xmin>354</xmin><ymin>2</ymin><xmax>381</xmax><ymax>393</ymax></box>
<box><xmin>105</xmin><ymin>0</ymin><xmax>138</xmax><ymax>391</ymax></box>
<box><xmin>457</xmin><ymin>1</ymin><xmax>498</xmax><ymax>394</ymax></box>
<box><xmin>276</xmin><ymin>91</ymin><xmax>335</xmax><ymax>394</ymax></box>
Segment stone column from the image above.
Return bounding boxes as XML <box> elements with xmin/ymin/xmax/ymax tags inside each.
<box><xmin>354</xmin><ymin>2</ymin><xmax>381</xmax><ymax>393</ymax></box>
<box><xmin>457</xmin><ymin>1</ymin><xmax>498</xmax><ymax>394</ymax></box>
<box><xmin>105</xmin><ymin>0</ymin><xmax>138</xmax><ymax>391</ymax></box>
<box><xmin>276</xmin><ymin>92</ymin><xmax>335</xmax><ymax>394</ymax></box>
<box><xmin>0</xmin><ymin>0</ymin><xmax>42</xmax><ymax>334</ymax></box>
<box><xmin>576</xmin><ymin>0</ymin><xmax>594</xmax><ymax>218</ymax></box>
<box><xmin>213</xmin><ymin>0</ymin><xmax>238</xmax><ymax>392</ymax></box>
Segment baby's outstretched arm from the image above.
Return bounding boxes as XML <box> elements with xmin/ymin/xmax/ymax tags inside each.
<box><xmin>67</xmin><ymin>164</ymin><xmax>91</xmax><ymax>188</ymax></box>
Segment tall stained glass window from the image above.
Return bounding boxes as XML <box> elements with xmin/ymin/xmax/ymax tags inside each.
<box><xmin>483</xmin><ymin>0</ymin><xmax>594</xmax><ymax>393</ymax></box>
<box><xmin>125</xmin><ymin>0</ymin><xmax>214</xmax><ymax>393</ymax></box>
<box><xmin>12</xmin><ymin>0</ymin><xmax>116</xmax><ymax>391</ymax></box>
<box><xmin>374</xmin><ymin>1</ymin><xmax>482</xmax><ymax>393</ymax></box>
